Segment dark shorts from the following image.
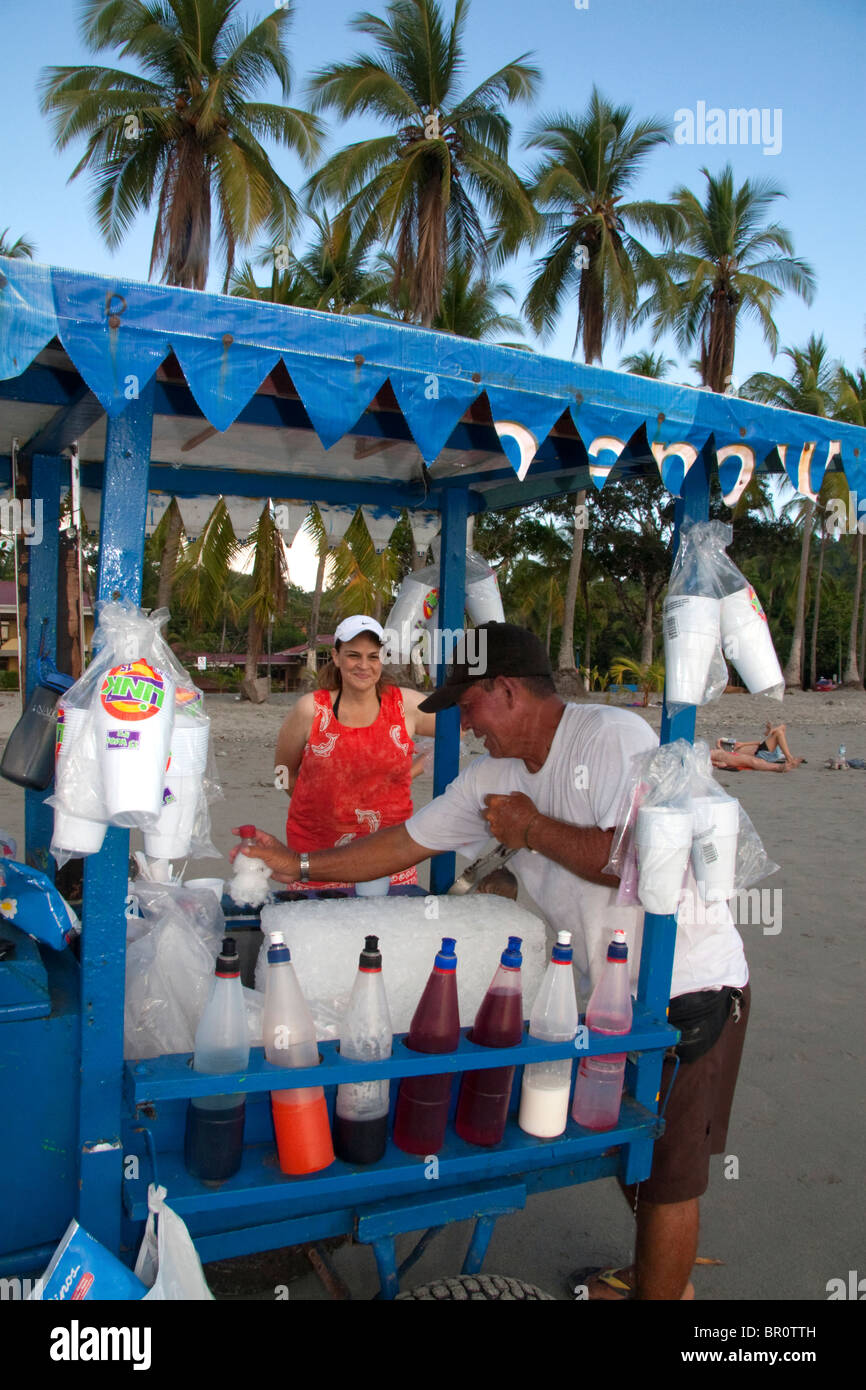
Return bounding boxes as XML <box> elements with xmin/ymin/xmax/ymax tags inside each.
<box><xmin>637</xmin><ymin>982</ymin><xmax>751</xmax><ymax>1206</ymax></box>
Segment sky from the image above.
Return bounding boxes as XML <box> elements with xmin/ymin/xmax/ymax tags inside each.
<box><xmin>1</xmin><ymin>0</ymin><xmax>864</xmax><ymax>585</ymax></box>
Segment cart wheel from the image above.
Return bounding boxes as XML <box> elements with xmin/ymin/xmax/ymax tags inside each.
<box><xmin>396</xmin><ymin>1274</ymin><xmax>556</xmax><ymax>1301</ymax></box>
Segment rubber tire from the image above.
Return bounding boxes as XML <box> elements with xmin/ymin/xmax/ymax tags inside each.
<box><xmin>395</xmin><ymin>1274</ymin><xmax>557</xmax><ymax>1301</ymax></box>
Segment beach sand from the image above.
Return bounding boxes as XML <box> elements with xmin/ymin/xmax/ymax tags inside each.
<box><xmin>1</xmin><ymin>684</ymin><xmax>863</xmax><ymax>1300</ymax></box>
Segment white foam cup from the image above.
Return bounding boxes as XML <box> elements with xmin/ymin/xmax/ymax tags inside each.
<box><xmin>95</xmin><ymin>661</ymin><xmax>175</xmax><ymax>825</ymax></box>
<box><xmin>169</xmin><ymin>717</ymin><xmax>210</xmax><ymax>776</ymax></box>
<box><xmin>355</xmin><ymin>876</ymin><xmax>391</xmax><ymax>897</ymax></box>
<box><xmin>635</xmin><ymin>806</ymin><xmax>694</xmax><ymax>915</ymax></box>
<box><xmin>184</xmin><ymin>878</ymin><xmax>224</xmax><ymax>901</ymax></box>
<box><xmin>51</xmin><ymin>808</ymin><xmax>107</xmax><ymax>857</ymax></box>
<box><xmin>690</xmin><ymin>795</ymin><xmax>740</xmax><ymax>902</ymax></box>
<box><xmin>143</xmin><ymin>772</ymin><xmax>202</xmax><ymax>859</ymax></box>
<box><xmin>719</xmin><ymin>586</ymin><xmax>783</xmax><ymax>693</ymax></box>
<box><xmin>663</xmin><ymin>595</ymin><xmax>721</xmax><ymax>705</ymax></box>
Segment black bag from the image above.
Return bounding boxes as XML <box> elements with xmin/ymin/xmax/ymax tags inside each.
<box><xmin>668</xmin><ymin>987</ymin><xmax>741</xmax><ymax>1064</ymax></box>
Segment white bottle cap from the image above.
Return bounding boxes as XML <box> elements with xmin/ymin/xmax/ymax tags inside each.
<box><xmin>269</xmin><ymin>931</ymin><xmax>285</xmax><ymax>946</ymax></box>
<box><xmin>556</xmin><ymin>930</ymin><xmax>572</xmax><ymax>946</ymax></box>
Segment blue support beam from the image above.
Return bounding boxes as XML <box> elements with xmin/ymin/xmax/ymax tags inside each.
<box><xmin>20</xmin><ymin>384</ymin><xmax>105</xmax><ymax>460</ymax></box>
<box><xmin>429</xmin><ymin>486</ymin><xmax>469</xmax><ymax>894</ymax></box>
<box><xmin>632</xmin><ymin>443</ymin><xmax>712</xmax><ymax>1113</ymax></box>
<box><xmin>23</xmin><ymin>455</ymin><xmax>63</xmax><ymax>875</ymax></box>
<box><xmin>77</xmin><ymin>379</ymin><xmax>155</xmax><ymax>1250</ymax></box>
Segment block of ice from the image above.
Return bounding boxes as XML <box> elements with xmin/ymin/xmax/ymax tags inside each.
<box><xmin>255</xmin><ymin>896</ymin><xmax>550</xmax><ymax>1039</ymax></box>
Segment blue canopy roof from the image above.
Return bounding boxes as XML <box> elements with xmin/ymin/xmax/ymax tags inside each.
<box><xmin>1</xmin><ymin>257</ymin><xmax>863</xmax><ymax>514</ymax></box>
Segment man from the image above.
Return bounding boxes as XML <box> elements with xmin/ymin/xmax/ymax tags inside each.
<box><xmin>236</xmin><ymin>622</ymin><xmax>750</xmax><ymax>1301</ymax></box>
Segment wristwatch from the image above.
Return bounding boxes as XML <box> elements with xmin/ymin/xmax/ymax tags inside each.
<box><xmin>299</xmin><ymin>852</ymin><xmax>311</xmax><ymax>883</ymax></box>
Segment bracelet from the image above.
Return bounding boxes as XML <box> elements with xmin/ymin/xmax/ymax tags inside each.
<box><xmin>299</xmin><ymin>852</ymin><xmax>310</xmax><ymax>883</ymax></box>
<box><xmin>523</xmin><ymin>813</ymin><xmax>541</xmax><ymax>851</ymax></box>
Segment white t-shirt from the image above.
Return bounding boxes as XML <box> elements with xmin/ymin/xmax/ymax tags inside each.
<box><xmin>407</xmin><ymin>702</ymin><xmax>748</xmax><ymax>1000</ymax></box>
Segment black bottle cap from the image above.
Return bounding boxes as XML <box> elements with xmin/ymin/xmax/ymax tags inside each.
<box><xmin>359</xmin><ymin>935</ymin><xmax>381</xmax><ymax>970</ymax></box>
<box><xmin>216</xmin><ymin>936</ymin><xmax>240</xmax><ymax>977</ymax></box>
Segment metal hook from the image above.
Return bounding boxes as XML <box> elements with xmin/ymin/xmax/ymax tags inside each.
<box><xmin>105</xmin><ymin>292</ymin><xmax>128</xmax><ymax>329</ymax></box>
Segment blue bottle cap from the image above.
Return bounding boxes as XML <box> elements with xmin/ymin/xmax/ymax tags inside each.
<box><xmin>607</xmin><ymin>929</ymin><xmax>628</xmax><ymax>962</ymax></box>
<box><xmin>267</xmin><ymin>931</ymin><xmax>291</xmax><ymax>964</ymax></box>
<box><xmin>435</xmin><ymin>937</ymin><xmax>457</xmax><ymax>971</ymax></box>
<box><xmin>500</xmin><ymin>935</ymin><xmax>522</xmax><ymax>967</ymax></box>
<box><xmin>552</xmin><ymin>939</ymin><xmax>573</xmax><ymax>964</ymax></box>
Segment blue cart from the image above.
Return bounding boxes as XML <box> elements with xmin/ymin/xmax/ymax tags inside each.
<box><xmin>0</xmin><ymin>260</ymin><xmax>861</xmax><ymax>1297</ymax></box>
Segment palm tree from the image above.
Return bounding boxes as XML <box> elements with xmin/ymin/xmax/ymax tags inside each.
<box><xmin>306</xmin><ymin>0</ymin><xmax>539</xmax><ymax>326</ymax></box>
<box><xmin>638</xmin><ymin>164</ymin><xmax>815</xmax><ymax>392</ymax></box>
<box><xmin>742</xmin><ymin>336</ymin><xmax>837</xmax><ymax>687</ymax></box>
<box><xmin>433</xmin><ymin>256</ymin><xmax>524</xmax><ymax>342</ymax></box>
<box><xmin>619</xmin><ymin>349</ymin><xmax>675</xmax><ymax>379</ymax></box>
<box><xmin>231</xmin><ymin>210</ymin><xmax>393</xmax><ymax>312</ymax></box>
<box><xmin>0</xmin><ymin>229</ymin><xmax>36</xmax><ymax>259</ymax></box>
<box><xmin>39</xmin><ymin>0</ymin><xmax>323</xmax><ymax>291</ymax></box>
<box><xmin>522</xmin><ymin>89</ymin><xmax>677</xmax><ymax>362</ymax></box>
<box><xmin>240</xmin><ymin>504</ymin><xmax>291</xmax><ymax>690</ymax></box>
<box><xmin>809</xmin><ymin>472</ymin><xmax>851</xmax><ymax>689</ymax></box>
<box><xmin>834</xmin><ymin>363</ymin><xmax>866</xmax><ymax>685</ymax></box>
<box><xmin>329</xmin><ymin>510</ymin><xmax>401</xmax><ymax>624</ymax></box>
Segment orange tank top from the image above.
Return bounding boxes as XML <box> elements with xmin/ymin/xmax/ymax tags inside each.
<box><xmin>284</xmin><ymin>685</ymin><xmax>417</xmax><ymax>888</ymax></box>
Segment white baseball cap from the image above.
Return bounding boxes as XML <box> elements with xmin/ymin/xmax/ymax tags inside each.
<box><xmin>334</xmin><ymin>615</ymin><xmax>385</xmax><ymax>645</ymax></box>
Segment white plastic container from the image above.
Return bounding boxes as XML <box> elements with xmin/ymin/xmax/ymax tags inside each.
<box><xmin>663</xmin><ymin>594</ymin><xmax>720</xmax><ymax>705</ymax></box>
<box><xmin>335</xmin><ymin>936</ymin><xmax>393</xmax><ymax>1164</ymax></box>
<box><xmin>635</xmin><ymin>805</ymin><xmax>694</xmax><ymax>915</ymax></box>
<box><xmin>690</xmin><ymin>794</ymin><xmax>740</xmax><ymax>902</ymax></box>
<box><xmin>720</xmin><ymin>585</ymin><xmax>784</xmax><ymax>693</ymax></box>
<box><xmin>51</xmin><ymin>706</ymin><xmax>108</xmax><ymax>858</ymax></box>
<box><xmin>95</xmin><ymin>659</ymin><xmax>175</xmax><ymax>825</ymax></box>
<box><xmin>184</xmin><ymin>936</ymin><xmax>249</xmax><ymax>1182</ymax></box>
<box><xmin>571</xmin><ymin>929</ymin><xmax>633</xmax><ymax>1131</ymax></box>
<box><xmin>263</xmin><ymin>933</ymin><xmax>334</xmax><ymax>1175</ymax></box>
<box><xmin>518</xmin><ymin>930</ymin><xmax>578</xmax><ymax>1139</ymax></box>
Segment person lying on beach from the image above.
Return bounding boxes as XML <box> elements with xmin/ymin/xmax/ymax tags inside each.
<box><xmin>712</xmin><ymin>722</ymin><xmax>804</xmax><ymax>772</ymax></box>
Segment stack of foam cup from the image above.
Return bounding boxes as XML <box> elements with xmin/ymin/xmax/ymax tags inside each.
<box><xmin>143</xmin><ymin>715</ymin><xmax>210</xmax><ymax>860</ymax></box>
<box><xmin>634</xmin><ymin>805</ymin><xmax>694</xmax><ymax>915</ymax></box>
<box><xmin>355</xmin><ymin>876</ymin><xmax>391</xmax><ymax>897</ymax></box>
<box><xmin>51</xmin><ymin>705</ymin><xmax>108</xmax><ymax>858</ymax></box>
<box><xmin>720</xmin><ymin>584</ymin><xmax>783</xmax><ymax>693</ymax></box>
<box><xmin>96</xmin><ymin>659</ymin><xmax>175</xmax><ymax>827</ymax></box>
<box><xmin>690</xmin><ymin>795</ymin><xmax>740</xmax><ymax>903</ymax></box>
<box><xmin>663</xmin><ymin>594</ymin><xmax>721</xmax><ymax>705</ymax></box>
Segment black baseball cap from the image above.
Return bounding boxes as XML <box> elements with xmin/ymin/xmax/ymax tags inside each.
<box><xmin>417</xmin><ymin>622</ymin><xmax>554</xmax><ymax>713</ymax></box>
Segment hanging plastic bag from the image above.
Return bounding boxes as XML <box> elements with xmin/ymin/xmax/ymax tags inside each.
<box><xmin>134</xmin><ymin>1184</ymin><xmax>214</xmax><ymax>1300</ymax></box>
<box><xmin>664</xmin><ymin>521</ymin><xmax>783</xmax><ymax>714</ymax></box>
<box><xmin>605</xmin><ymin>741</ymin><xmax>695</xmax><ymax>914</ymax></box>
<box><xmin>46</xmin><ymin>601</ymin><xmax>222</xmax><ymax>862</ymax></box>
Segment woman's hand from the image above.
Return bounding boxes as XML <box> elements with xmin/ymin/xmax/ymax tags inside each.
<box><xmin>229</xmin><ymin>827</ymin><xmax>299</xmax><ymax>882</ymax></box>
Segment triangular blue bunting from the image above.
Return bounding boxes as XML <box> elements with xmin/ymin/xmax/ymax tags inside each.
<box><xmin>388</xmin><ymin>368</ymin><xmax>481</xmax><ymax>463</ymax></box>
<box><xmin>0</xmin><ymin>258</ymin><xmax>58</xmax><ymax>379</ymax></box>
<box><xmin>484</xmin><ymin>386</ymin><xmax>570</xmax><ymax>479</ymax></box>
<box><xmin>173</xmin><ymin>340</ymin><xmax>280</xmax><ymax>433</ymax></box>
<box><xmin>285</xmin><ymin>353</ymin><xmax>388</xmax><ymax>450</ymax></box>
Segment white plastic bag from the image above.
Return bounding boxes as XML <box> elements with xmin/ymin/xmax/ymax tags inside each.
<box><xmin>135</xmin><ymin>1184</ymin><xmax>214</xmax><ymax>1300</ymax></box>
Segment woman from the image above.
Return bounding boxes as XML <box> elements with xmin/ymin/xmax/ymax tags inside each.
<box><xmin>274</xmin><ymin>615</ymin><xmax>437</xmax><ymax>889</ymax></box>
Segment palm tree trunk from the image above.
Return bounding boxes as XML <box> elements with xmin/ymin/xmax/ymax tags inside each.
<box><xmin>156</xmin><ymin>500</ymin><xmax>184</xmax><ymax>611</ymax></box>
<box><xmin>56</xmin><ymin>531</ymin><xmax>83</xmax><ymax>679</ymax></box>
<box><xmin>306</xmin><ymin>546</ymin><xmax>328</xmax><ymax>675</ymax></box>
<box><xmin>640</xmin><ymin>589</ymin><xmax>655</xmax><ymax>669</ymax></box>
<box><xmin>842</xmin><ymin>529</ymin><xmax>863</xmax><ymax>685</ymax></box>
<box><xmin>808</xmin><ymin>520</ymin><xmax>827</xmax><ymax>690</ymax></box>
<box><xmin>557</xmin><ymin>490</ymin><xmax>587</xmax><ymax>670</ymax></box>
<box><xmin>245</xmin><ymin>611</ymin><xmax>263</xmax><ymax>684</ymax></box>
<box><xmin>783</xmin><ymin>499</ymin><xmax>814</xmax><ymax>689</ymax></box>
<box><xmin>220</xmin><ymin>613</ymin><xmax>227</xmax><ymax>653</ymax></box>
<box><xmin>545</xmin><ymin>599</ymin><xmax>553</xmax><ymax>655</ymax></box>
<box><xmin>582</xmin><ymin>571</ymin><xmax>591</xmax><ymax>673</ymax></box>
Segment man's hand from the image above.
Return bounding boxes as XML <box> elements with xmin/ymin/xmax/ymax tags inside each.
<box><xmin>482</xmin><ymin>792</ymin><xmax>538</xmax><ymax>850</ymax></box>
<box><xmin>229</xmin><ymin>826</ymin><xmax>298</xmax><ymax>884</ymax></box>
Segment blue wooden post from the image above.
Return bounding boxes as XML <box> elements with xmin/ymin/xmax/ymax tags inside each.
<box><xmin>632</xmin><ymin>444</ymin><xmax>711</xmax><ymax>1114</ymax></box>
<box><xmin>23</xmin><ymin>455</ymin><xmax>63</xmax><ymax>875</ymax></box>
<box><xmin>77</xmin><ymin>380</ymin><xmax>155</xmax><ymax>1249</ymax></box>
<box><xmin>429</xmin><ymin>487</ymin><xmax>469</xmax><ymax>894</ymax></box>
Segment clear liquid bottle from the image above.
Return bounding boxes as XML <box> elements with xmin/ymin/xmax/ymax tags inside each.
<box><xmin>335</xmin><ymin>936</ymin><xmax>393</xmax><ymax>1165</ymax></box>
<box><xmin>184</xmin><ymin>936</ymin><xmax>250</xmax><ymax>1182</ymax></box>
<box><xmin>263</xmin><ymin>932</ymin><xmax>334</xmax><ymax>1175</ymax></box>
<box><xmin>571</xmin><ymin>928</ymin><xmax>633</xmax><ymax>1131</ymax></box>
<box><xmin>518</xmin><ymin>931</ymin><xmax>578</xmax><ymax>1138</ymax></box>
<box><xmin>455</xmin><ymin>936</ymin><xmax>523</xmax><ymax>1147</ymax></box>
<box><xmin>393</xmin><ymin>938</ymin><xmax>460</xmax><ymax>1156</ymax></box>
